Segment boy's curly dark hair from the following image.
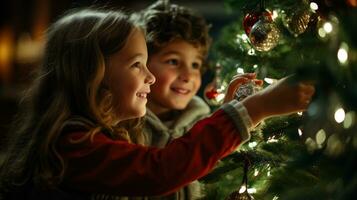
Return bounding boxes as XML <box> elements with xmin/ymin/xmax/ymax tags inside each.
<box><xmin>133</xmin><ymin>0</ymin><xmax>212</xmax><ymax>60</ymax></box>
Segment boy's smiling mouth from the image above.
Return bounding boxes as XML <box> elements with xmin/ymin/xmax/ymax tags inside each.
<box><xmin>171</xmin><ymin>87</ymin><xmax>190</xmax><ymax>95</ymax></box>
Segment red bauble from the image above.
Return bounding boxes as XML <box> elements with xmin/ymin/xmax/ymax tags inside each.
<box><xmin>243</xmin><ymin>10</ymin><xmax>273</xmax><ymax>35</ymax></box>
<box><xmin>205</xmin><ymin>89</ymin><xmax>219</xmax><ymax>100</ymax></box>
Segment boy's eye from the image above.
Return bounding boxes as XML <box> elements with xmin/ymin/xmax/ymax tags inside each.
<box><xmin>166</xmin><ymin>59</ymin><xmax>179</xmax><ymax>66</ymax></box>
<box><xmin>192</xmin><ymin>62</ymin><xmax>202</xmax><ymax>70</ymax></box>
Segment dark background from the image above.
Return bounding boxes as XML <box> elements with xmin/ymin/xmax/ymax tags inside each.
<box><xmin>0</xmin><ymin>0</ymin><xmax>239</xmax><ymax>141</ymax></box>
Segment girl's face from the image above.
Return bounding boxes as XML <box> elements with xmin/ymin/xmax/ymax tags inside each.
<box><xmin>106</xmin><ymin>29</ymin><xmax>155</xmax><ymax>121</ymax></box>
<box><xmin>147</xmin><ymin>39</ymin><xmax>202</xmax><ymax>115</ymax></box>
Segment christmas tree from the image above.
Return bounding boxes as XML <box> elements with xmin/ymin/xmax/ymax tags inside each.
<box><xmin>201</xmin><ymin>0</ymin><xmax>357</xmax><ymax>199</ymax></box>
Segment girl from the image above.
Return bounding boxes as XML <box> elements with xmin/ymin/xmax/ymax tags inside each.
<box><xmin>0</xmin><ymin>7</ymin><xmax>314</xmax><ymax>200</ymax></box>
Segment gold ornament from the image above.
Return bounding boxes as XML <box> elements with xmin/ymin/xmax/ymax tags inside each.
<box><xmin>249</xmin><ymin>19</ymin><xmax>280</xmax><ymax>52</ymax></box>
<box><xmin>282</xmin><ymin>8</ymin><xmax>312</xmax><ymax>37</ymax></box>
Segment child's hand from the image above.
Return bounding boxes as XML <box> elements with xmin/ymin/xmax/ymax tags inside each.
<box><xmin>242</xmin><ymin>76</ymin><xmax>315</xmax><ymax>126</ymax></box>
<box><xmin>224</xmin><ymin>73</ymin><xmax>263</xmax><ymax>103</ymax></box>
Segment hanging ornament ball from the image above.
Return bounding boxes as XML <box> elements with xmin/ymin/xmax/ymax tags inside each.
<box><xmin>235</xmin><ymin>80</ymin><xmax>262</xmax><ymax>101</ymax></box>
<box><xmin>243</xmin><ymin>10</ymin><xmax>272</xmax><ymax>35</ymax></box>
<box><xmin>204</xmin><ymin>83</ymin><xmax>224</xmax><ymax>106</ymax></box>
<box><xmin>282</xmin><ymin>8</ymin><xmax>312</xmax><ymax>36</ymax></box>
<box><xmin>249</xmin><ymin>18</ymin><xmax>280</xmax><ymax>52</ymax></box>
<box><xmin>225</xmin><ymin>190</ymin><xmax>254</xmax><ymax>200</ymax></box>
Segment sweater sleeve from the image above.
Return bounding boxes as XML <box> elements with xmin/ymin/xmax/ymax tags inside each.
<box><xmin>59</xmin><ymin>104</ymin><xmax>252</xmax><ymax>196</ymax></box>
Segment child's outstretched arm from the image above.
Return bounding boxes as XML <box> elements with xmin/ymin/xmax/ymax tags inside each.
<box><xmin>242</xmin><ymin>77</ymin><xmax>315</xmax><ymax>126</ymax></box>
<box><xmin>59</xmin><ymin>76</ymin><xmax>314</xmax><ymax>196</ymax></box>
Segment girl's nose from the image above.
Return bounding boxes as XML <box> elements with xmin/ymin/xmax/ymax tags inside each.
<box><xmin>145</xmin><ymin>68</ymin><xmax>156</xmax><ymax>85</ymax></box>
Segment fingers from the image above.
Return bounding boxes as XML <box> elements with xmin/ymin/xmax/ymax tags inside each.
<box><xmin>231</xmin><ymin>73</ymin><xmax>256</xmax><ymax>80</ymax></box>
<box><xmin>297</xmin><ymin>82</ymin><xmax>315</xmax><ymax>109</ymax></box>
<box><xmin>224</xmin><ymin>77</ymin><xmax>249</xmax><ymax>102</ymax></box>
<box><xmin>225</xmin><ymin>73</ymin><xmax>264</xmax><ymax>102</ymax></box>
<box><xmin>254</xmin><ymin>79</ymin><xmax>264</xmax><ymax>86</ymax></box>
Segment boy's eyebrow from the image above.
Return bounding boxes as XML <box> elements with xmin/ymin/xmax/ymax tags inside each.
<box><xmin>161</xmin><ymin>51</ymin><xmax>204</xmax><ymax>61</ymax></box>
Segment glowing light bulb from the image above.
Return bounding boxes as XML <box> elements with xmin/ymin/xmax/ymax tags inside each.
<box><xmin>248</xmin><ymin>141</ymin><xmax>257</xmax><ymax>148</ymax></box>
<box><xmin>298</xmin><ymin>128</ymin><xmax>303</xmax><ymax>136</ymax></box>
<box><xmin>254</xmin><ymin>169</ymin><xmax>259</xmax><ymax>176</ymax></box>
<box><xmin>237</xmin><ymin>67</ymin><xmax>245</xmax><ymax>74</ymax></box>
<box><xmin>264</xmin><ymin>78</ymin><xmax>275</xmax><ymax>84</ymax></box>
<box><xmin>247</xmin><ymin>188</ymin><xmax>257</xmax><ymax>194</ymax></box>
<box><xmin>310</xmin><ymin>2</ymin><xmax>319</xmax><ymax>11</ymax></box>
<box><xmin>239</xmin><ymin>185</ymin><xmax>247</xmax><ymax>193</ymax></box>
<box><xmin>272</xmin><ymin>10</ymin><xmax>279</xmax><ymax>20</ymax></box>
<box><xmin>316</xmin><ymin>129</ymin><xmax>327</xmax><ymax>145</ymax></box>
<box><xmin>241</xmin><ymin>34</ymin><xmax>249</xmax><ymax>41</ymax></box>
<box><xmin>318</xmin><ymin>28</ymin><xmax>326</xmax><ymax>38</ymax></box>
<box><xmin>334</xmin><ymin>108</ymin><xmax>345</xmax><ymax>123</ymax></box>
<box><xmin>337</xmin><ymin>46</ymin><xmax>348</xmax><ymax>64</ymax></box>
<box><xmin>248</xmin><ymin>48</ymin><xmax>255</xmax><ymax>55</ymax></box>
<box><xmin>323</xmin><ymin>22</ymin><xmax>333</xmax><ymax>33</ymax></box>
<box><xmin>343</xmin><ymin>112</ymin><xmax>354</xmax><ymax>129</ymax></box>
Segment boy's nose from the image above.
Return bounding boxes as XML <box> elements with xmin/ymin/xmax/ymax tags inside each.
<box><xmin>178</xmin><ymin>67</ymin><xmax>192</xmax><ymax>82</ymax></box>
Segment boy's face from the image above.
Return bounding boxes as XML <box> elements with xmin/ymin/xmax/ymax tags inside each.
<box><xmin>147</xmin><ymin>39</ymin><xmax>203</xmax><ymax>115</ymax></box>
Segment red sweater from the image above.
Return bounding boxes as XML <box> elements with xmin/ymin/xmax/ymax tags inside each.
<box><xmin>59</xmin><ymin>109</ymin><xmax>244</xmax><ymax>196</ymax></box>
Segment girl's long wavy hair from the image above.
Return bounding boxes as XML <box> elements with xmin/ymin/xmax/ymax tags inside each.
<box><xmin>0</xmin><ymin>8</ymin><xmax>145</xmax><ymax>193</ymax></box>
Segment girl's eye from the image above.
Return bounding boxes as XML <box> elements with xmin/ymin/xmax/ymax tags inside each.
<box><xmin>167</xmin><ymin>59</ymin><xmax>179</xmax><ymax>66</ymax></box>
<box><xmin>132</xmin><ymin>62</ymin><xmax>141</xmax><ymax>68</ymax></box>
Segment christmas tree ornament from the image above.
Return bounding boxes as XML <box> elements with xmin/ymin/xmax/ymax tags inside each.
<box><xmin>235</xmin><ymin>80</ymin><xmax>262</xmax><ymax>101</ymax></box>
<box><xmin>243</xmin><ymin>10</ymin><xmax>272</xmax><ymax>36</ymax></box>
<box><xmin>204</xmin><ymin>64</ymin><xmax>225</xmax><ymax>106</ymax></box>
<box><xmin>249</xmin><ymin>18</ymin><xmax>280</xmax><ymax>52</ymax></box>
<box><xmin>282</xmin><ymin>8</ymin><xmax>312</xmax><ymax>37</ymax></box>
<box><xmin>242</xmin><ymin>0</ymin><xmax>280</xmax><ymax>51</ymax></box>
<box><xmin>225</xmin><ymin>159</ymin><xmax>254</xmax><ymax>200</ymax></box>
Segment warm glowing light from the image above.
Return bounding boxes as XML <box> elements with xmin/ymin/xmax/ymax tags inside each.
<box><xmin>310</xmin><ymin>2</ymin><xmax>319</xmax><ymax>11</ymax></box>
<box><xmin>316</xmin><ymin>129</ymin><xmax>327</xmax><ymax>145</ymax></box>
<box><xmin>254</xmin><ymin>169</ymin><xmax>259</xmax><ymax>176</ymax></box>
<box><xmin>239</xmin><ymin>185</ymin><xmax>247</xmax><ymax>193</ymax></box>
<box><xmin>318</xmin><ymin>28</ymin><xmax>326</xmax><ymax>38</ymax></box>
<box><xmin>343</xmin><ymin>112</ymin><xmax>354</xmax><ymax>129</ymax></box>
<box><xmin>297</xmin><ymin>112</ymin><xmax>303</xmax><ymax>116</ymax></box>
<box><xmin>248</xmin><ymin>48</ymin><xmax>255</xmax><ymax>55</ymax></box>
<box><xmin>267</xmin><ymin>136</ymin><xmax>278</xmax><ymax>143</ymax></box>
<box><xmin>323</xmin><ymin>22</ymin><xmax>333</xmax><ymax>33</ymax></box>
<box><xmin>298</xmin><ymin>128</ymin><xmax>303</xmax><ymax>136</ymax></box>
<box><xmin>247</xmin><ymin>188</ymin><xmax>257</xmax><ymax>194</ymax></box>
<box><xmin>334</xmin><ymin>108</ymin><xmax>345</xmax><ymax>123</ymax></box>
<box><xmin>248</xmin><ymin>141</ymin><xmax>257</xmax><ymax>148</ymax></box>
<box><xmin>272</xmin><ymin>10</ymin><xmax>279</xmax><ymax>20</ymax></box>
<box><xmin>337</xmin><ymin>44</ymin><xmax>349</xmax><ymax>64</ymax></box>
<box><xmin>264</xmin><ymin>78</ymin><xmax>275</xmax><ymax>84</ymax></box>
<box><xmin>241</xmin><ymin>34</ymin><xmax>249</xmax><ymax>41</ymax></box>
<box><xmin>237</xmin><ymin>67</ymin><xmax>245</xmax><ymax>74</ymax></box>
